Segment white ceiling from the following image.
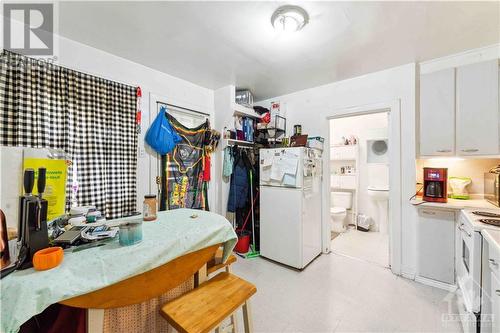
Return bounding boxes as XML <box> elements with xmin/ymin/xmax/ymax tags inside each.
<box><xmin>59</xmin><ymin>1</ymin><xmax>500</xmax><ymax>100</ymax></box>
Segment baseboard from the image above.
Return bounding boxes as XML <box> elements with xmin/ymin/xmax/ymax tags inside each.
<box><xmin>401</xmin><ymin>267</ymin><xmax>416</xmax><ymax>280</ymax></box>
<box><xmin>415</xmin><ymin>275</ymin><xmax>457</xmax><ymax>292</ymax></box>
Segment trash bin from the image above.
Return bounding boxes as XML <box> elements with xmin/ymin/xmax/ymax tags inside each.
<box><xmin>357</xmin><ymin>214</ymin><xmax>372</xmax><ymax>232</ymax></box>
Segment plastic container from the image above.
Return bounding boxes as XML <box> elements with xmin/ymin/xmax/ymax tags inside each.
<box><xmin>33</xmin><ymin>247</ymin><xmax>63</xmax><ymax>271</ymax></box>
<box><xmin>119</xmin><ymin>220</ymin><xmax>143</xmax><ymax>246</ymax></box>
<box><xmin>234</xmin><ymin>230</ymin><xmax>251</xmax><ymax>253</ymax></box>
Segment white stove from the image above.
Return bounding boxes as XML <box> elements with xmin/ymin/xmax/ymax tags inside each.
<box><xmin>457</xmin><ymin>208</ymin><xmax>500</xmax><ymax>333</ymax></box>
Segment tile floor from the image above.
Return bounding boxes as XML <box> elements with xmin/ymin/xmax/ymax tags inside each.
<box><xmin>230</xmin><ymin>252</ymin><xmax>463</xmax><ymax>333</ymax></box>
<box><xmin>331</xmin><ymin>228</ymin><xmax>389</xmax><ymax>268</ymax></box>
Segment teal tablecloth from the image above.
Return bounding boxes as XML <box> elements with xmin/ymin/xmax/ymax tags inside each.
<box><xmin>1</xmin><ymin>209</ymin><xmax>237</xmax><ymax>333</ymax></box>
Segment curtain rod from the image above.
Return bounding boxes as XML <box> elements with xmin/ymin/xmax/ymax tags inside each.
<box><xmin>2</xmin><ymin>49</ymin><xmax>137</xmax><ymax>90</ymax></box>
<box><xmin>156</xmin><ymin>101</ymin><xmax>210</xmax><ymax>117</ymax></box>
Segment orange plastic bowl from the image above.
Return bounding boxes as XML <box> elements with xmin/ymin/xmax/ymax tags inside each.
<box><xmin>33</xmin><ymin>247</ymin><xmax>63</xmax><ymax>271</ymax></box>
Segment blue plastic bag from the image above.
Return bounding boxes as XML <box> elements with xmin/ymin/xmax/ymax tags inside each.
<box><xmin>145</xmin><ymin>106</ymin><xmax>182</xmax><ymax>155</ymax></box>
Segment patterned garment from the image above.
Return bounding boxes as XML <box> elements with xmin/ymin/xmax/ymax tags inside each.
<box><xmin>160</xmin><ymin>113</ymin><xmax>209</xmax><ymax>211</ymax></box>
<box><xmin>0</xmin><ymin>50</ymin><xmax>138</xmax><ymax>218</ymax></box>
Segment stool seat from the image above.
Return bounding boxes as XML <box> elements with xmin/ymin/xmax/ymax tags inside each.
<box><xmin>160</xmin><ymin>272</ymin><xmax>256</xmax><ymax>333</ymax></box>
<box><xmin>207</xmin><ymin>248</ymin><xmax>237</xmax><ymax>275</ymax></box>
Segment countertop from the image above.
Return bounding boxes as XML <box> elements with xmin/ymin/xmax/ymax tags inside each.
<box><xmin>410</xmin><ymin>198</ymin><xmax>499</xmax><ymax>211</ymax></box>
<box><xmin>482</xmin><ymin>228</ymin><xmax>500</xmax><ymax>254</ymax></box>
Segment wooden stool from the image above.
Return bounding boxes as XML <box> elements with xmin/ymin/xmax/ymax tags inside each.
<box><xmin>206</xmin><ymin>249</ymin><xmax>238</xmax><ymax>332</ymax></box>
<box><xmin>207</xmin><ymin>248</ymin><xmax>237</xmax><ymax>274</ymax></box>
<box><xmin>160</xmin><ymin>272</ymin><xmax>256</xmax><ymax>333</ymax></box>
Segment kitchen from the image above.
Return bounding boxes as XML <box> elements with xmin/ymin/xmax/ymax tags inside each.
<box><xmin>414</xmin><ymin>57</ymin><xmax>500</xmax><ymax>333</ymax></box>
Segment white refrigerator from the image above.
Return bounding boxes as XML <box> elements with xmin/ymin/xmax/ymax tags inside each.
<box><xmin>259</xmin><ymin>147</ymin><xmax>323</xmax><ymax>269</ymax></box>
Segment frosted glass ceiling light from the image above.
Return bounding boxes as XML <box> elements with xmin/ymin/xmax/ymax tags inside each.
<box><xmin>271</xmin><ymin>5</ymin><xmax>309</xmax><ymax>33</ymax></box>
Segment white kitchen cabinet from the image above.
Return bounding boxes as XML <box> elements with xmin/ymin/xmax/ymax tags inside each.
<box><xmin>490</xmin><ymin>272</ymin><xmax>500</xmax><ymax>333</ymax></box>
<box><xmin>418</xmin><ymin>208</ymin><xmax>456</xmax><ymax>284</ymax></box>
<box><xmin>420</xmin><ymin>68</ymin><xmax>456</xmax><ymax>156</ymax></box>
<box><xmin>456</xmin><ymin>60</ymin><xmax>499</xmax><ymax>156</ymax></box>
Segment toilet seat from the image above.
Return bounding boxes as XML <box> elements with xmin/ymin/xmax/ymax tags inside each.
<box><xmin>330</xmin><ymin>207</ymin><xmax>346</xmax><ymax>214</ymax></box>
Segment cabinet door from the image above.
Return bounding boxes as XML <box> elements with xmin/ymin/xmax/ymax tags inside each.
<box><xmin>457</xmin><ymin>60</ymin><xmax>499</xmax><ymax>155</ymax></box>
<box><xmin>491</xmin><ymin>272</ymin><xmax>500</xmax><ymax>333</ymax></box>
<box><xmin>418</xmin><ymin>209</ymin><xmax>456</xmax><ymax>284</ymax></box>
<box><xmin>420</xmin><ymin>68</ymin><xmax>456</xmax><ymax>156</ymax></box>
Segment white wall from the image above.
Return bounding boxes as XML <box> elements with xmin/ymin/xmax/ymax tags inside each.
<box><xmin>0</xmin><ymin>34</ymin><xmax>216</xmax><ymax>226</ymax></box>
<box><xmin>259</xmin><ymin>63</ymin><xmax>417</xmax><ymax>277</ymax></box>
<box><xmin>330</xmin><ymin>113</ymin><xmax>389</xmax><ymax>230</ymax></box>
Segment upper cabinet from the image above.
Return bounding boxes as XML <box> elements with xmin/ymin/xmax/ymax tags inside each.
<box><xmin>419</xmin><ymin>59</ymin><xmax>500</xmax><ymax>157</ymax></box>
<box><xmin>420</xmin><ymin>68</ymin><xmax>455</xmax><ymax>156</ymax></box>
<box><xmin>456</xmin><ymin>60</ymin><xmax>499</xmax><ymax>156</ymax></box>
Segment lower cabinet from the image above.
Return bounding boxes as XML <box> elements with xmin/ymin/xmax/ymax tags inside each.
<box><xmin>490</xmin><ymin>272</ymin><xmax>500</xmax><ymax>333</ymax></box>
<box><xmin>417</xmin><ymin>208</ymin><xmax>456</xmax><ymax>284</ymax></box>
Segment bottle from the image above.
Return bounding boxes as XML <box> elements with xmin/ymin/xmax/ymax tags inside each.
<box><xmin>143</xmin><ymin>195</ymin><xmax>157</xmax><ymax>221</ymax></box>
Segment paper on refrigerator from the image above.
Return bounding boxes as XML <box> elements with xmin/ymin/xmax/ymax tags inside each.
<box><xmin>260</xmin><ymin>157</ymin><xmax>273</xmax><ymax>181</ymax></box>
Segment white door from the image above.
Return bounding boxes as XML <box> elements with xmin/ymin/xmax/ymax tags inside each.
<box><xmin>260</xmin><ymin>186</ymin><xmax>302</xmax><ymax>268</ymax></box>
<box><xmin>419</xmin><ymin>68</ymin><xmax>455</xmax><ymax>156</ymax></box>
<box><xmin>456</xmin><ymin>60</ymin><xmax>499</xmax><ymax>156</ymax></box>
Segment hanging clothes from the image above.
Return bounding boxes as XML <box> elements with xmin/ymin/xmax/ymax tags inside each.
<box><xmin>227</xmin><ymin>148</ymin><xmax>253</xmax><ymax>213</ymax></box>
<box><xmin>160</xmin><ymin>113</ymin><xmax>209</xmax><ymax>211</ymax></box>
<box><xmin>202</xmin><ymin>154</ymin><xmax>211</xmax><ymax>182</ymax></box>
<box><xmin>222</xmin><ymin>146</ymin><xmax>234</xmax><ymax>177</ymax></box>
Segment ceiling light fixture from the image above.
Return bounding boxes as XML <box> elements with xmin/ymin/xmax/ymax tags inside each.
<box><xmin>271</xmin><ymin>5</ymin><xmax>309</xmax><ymax>33</ymax></box>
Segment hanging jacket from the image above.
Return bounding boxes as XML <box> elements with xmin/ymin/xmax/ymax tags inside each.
<box><xmin>222</xmin><ymin>146</ymin><xmax>233</xmax><ymax>177</ymax></box>
<box><xmin>227</xmin><ymin>157</ymin><xmax>248</xmax><ymax>212</ymax></box>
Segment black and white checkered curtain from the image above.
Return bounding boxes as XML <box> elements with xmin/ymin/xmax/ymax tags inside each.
<box><xmin>0</xmin><ymin>50</ymin><xmax>138</xmax><ymax>218</ymax></box>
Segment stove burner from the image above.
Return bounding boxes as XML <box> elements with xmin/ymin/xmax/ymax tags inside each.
<box><xmin>479</xmin><ymin>219</ymin><xmax>500</xmax><ymax>227</ymax></box>
<box><xmin>472</xmin><ymin>211</ymin><xmax>500</xmax><ymax>218</ymax></box>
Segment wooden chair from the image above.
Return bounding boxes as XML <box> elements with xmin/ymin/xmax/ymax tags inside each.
<box><xmin>160</xmin><ymin>272</ymin><xmax>256</xmax><ymax>333</ymax></box>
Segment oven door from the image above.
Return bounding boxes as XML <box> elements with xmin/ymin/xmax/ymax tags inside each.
<box><xmin>456</xmin><ymin>213</ymin><xmax>482</xmax><ymax>313</ymax></box>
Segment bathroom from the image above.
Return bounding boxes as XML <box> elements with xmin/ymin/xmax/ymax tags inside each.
<box><xmin>329</xmin><ymin>112</ymin><xmax>390</xmax><ymax>267</ymax></box>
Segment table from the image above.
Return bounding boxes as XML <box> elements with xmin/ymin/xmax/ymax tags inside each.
<box><xmin>1</xmin><ymin>209</ymin><xmax>237</xmax><ymax>333</ymax></box>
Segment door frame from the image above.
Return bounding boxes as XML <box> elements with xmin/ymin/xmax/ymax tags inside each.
<box><xmin>322</xmin><ymin>100</ymin><xmax>402</xmax><ymax>275</ymax></box>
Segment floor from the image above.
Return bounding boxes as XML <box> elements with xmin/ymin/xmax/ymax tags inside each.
<box><xmin>230</xmin><ymin>252</ymin><xmax>463</xmax><ymax>333</ymax></box>
<box><xmin>331</xmin><ymin>228</ymin><xmax>389</xmax><ymax>268</ymax></box>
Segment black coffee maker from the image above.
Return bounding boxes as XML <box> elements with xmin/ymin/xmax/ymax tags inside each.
<box><xmin>1</xmin><ymin>168</ymin><xmax>49</xmax><ymax>277</ymax></box>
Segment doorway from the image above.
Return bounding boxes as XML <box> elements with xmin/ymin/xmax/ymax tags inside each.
<box><xmin>329</xmin><ymin>112</ymin><xmax>390</xmax><ymax>267</ymax></box>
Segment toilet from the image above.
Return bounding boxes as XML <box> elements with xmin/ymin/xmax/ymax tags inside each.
<box><xmin>330</xmin><ymin>192</ymin><xmax>353</xmax><ymax>233</ymax></box>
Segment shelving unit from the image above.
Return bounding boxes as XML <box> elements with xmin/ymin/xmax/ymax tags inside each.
<box><xmin>330</xmin><ymin>144</ymin><xmax>359</xmax><ymax>229</ymax></box>
<box><xmin>233</xmin><ymin>103</ymin><xmax>260</xmax><ymax>119</ymax></box>
<box><xmin>225</xmin><ymin>138</ymin><xmax>254</xmax><ymax>147</ymax></box>
<box><xmin>255</xmin><ymin>114</ymin><xmax>287</xmax><ymax>147</ymax></box>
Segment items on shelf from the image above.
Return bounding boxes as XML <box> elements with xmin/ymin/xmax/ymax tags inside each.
<box><xmin>336</xmin><ymin>165</ymin><xmax>356</xmax><ymax>175</ymax></box>
<box><xmin>235</xmin><ymin>89</ymin><xmax>254</xmax><ymax>107</ymax></box>
<box><xmin>293</xmin><ymin>124</ymin><xmax>302</xmax><ymax>136</ymax></box>
<box><xmin>307</xmin><ymin>136</ymin><xmax>325</xmax><ymax>151</ymax></box>
<box><xmin>233</xmin><ymin>116</ymin><xmax>254</xmax><ymax>142</ymax></box>
<box><xmin>337</xmin><ymin>135</ymin><xmax>358</xmax><ymax>146</ymax></box>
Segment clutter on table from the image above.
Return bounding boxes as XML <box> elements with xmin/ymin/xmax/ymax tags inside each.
<box><xmin>118</xmin><ymin>219</ymin><xmax>143</xmax><ymax>246</ymax></box>
<box><xmin>143</xmin><ymin>194</ymin><xmax>158</xmax><ymax>221</ymax></box>
<box><xmin>32</xmin><ymin>247</ymin><xmax>63</xmax><ymax>271</ymax></box>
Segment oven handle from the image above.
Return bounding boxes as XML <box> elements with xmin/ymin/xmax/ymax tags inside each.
<box><xmin>458</xmin><ymin>224</ymin><xmax>472</xmax><ymax>237</ymax></box>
